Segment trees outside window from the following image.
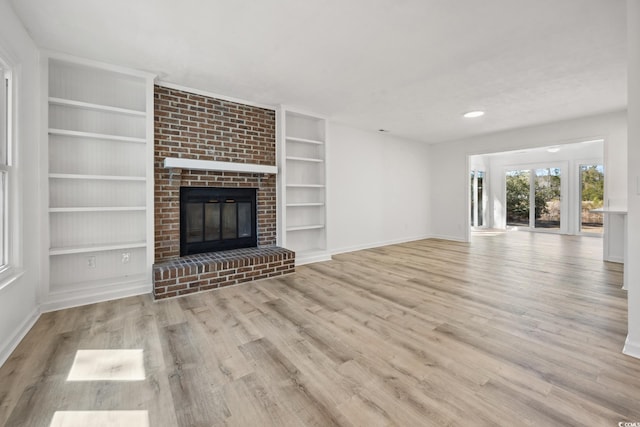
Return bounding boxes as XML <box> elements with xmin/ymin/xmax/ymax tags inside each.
<box><xmin>506</xmin><ymin>170</ymin><xmax>530</xmax><ymax>226</ymax></box>
<box><xmin>506</xmin><ymin>168</ymin><xmax>562</xmax><ymax>229</ymax></box>
<box><xmin>580</xmin><ymin>165</ymin><xmax>604</xmax><ymax>233</ymax></box>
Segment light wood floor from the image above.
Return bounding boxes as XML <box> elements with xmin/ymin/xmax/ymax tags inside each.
<box><xmin>1</xmin><ymin>232</ymin><xmax>638</xmax><ymax>426</ymax></box>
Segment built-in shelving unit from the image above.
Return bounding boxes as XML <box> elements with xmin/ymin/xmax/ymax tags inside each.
<box><xmin>44</xmin><ymin>54</ymin><xmax>154</xmax><ymax>309</ymax></box>
<box><xmin>279</xmin><ymin>108</ymin><xmax>330</xmax><ymax>265</ymax></box>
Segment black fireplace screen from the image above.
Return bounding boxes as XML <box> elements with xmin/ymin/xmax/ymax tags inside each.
<box><xmin>180</xmin><ymin>187</ymin><xmax>257</xmax><ymax>256</ymax></box>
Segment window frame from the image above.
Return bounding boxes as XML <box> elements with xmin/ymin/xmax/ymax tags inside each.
<box><xmin>0</xmin><ymin>57</ymin><xmax>14</xmax><ymax>280</ymax></box>
<box><xmin>578</xmin><ymin>162</ymin><xmax>605</xmax><ymax>236</ymax></box>
<box><xmin>469</xmin><ymin>169</ymin><xmax>486</xmax><ymax>228</ymax></box>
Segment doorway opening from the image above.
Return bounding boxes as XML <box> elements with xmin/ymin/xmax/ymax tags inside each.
<box><xmin>468</xmin><ymin>139</ymin><xmax>604</xmax><ymax>236</ymax></box>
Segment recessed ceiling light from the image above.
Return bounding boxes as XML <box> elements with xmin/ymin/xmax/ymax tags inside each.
<box><xmin>463</xmin><ymin>111</ymin><xmax>485</xmax><ymax>118</ymax></box>
<box><xmin>547</xmin><ymin>147</ymin><xmax>560</xmax><ymax>153</ymax></box>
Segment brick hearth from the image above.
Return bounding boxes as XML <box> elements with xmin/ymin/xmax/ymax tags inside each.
<box><xmin>153</xmin><ymin>247</ymin><xmax>295</xmax><ymax>299</ymax></box>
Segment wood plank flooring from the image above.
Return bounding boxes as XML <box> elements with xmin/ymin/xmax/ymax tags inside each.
<box><xmin>1</xmin><ymin>231</ymin><xmax>638</xmax><ymax>426</ymax></box>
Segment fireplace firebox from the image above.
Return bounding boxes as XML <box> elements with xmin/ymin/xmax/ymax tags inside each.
<box><xmin>180</xmin><ymin>187</ymin><xmax>257</xmax><ymax>256</ymax></box>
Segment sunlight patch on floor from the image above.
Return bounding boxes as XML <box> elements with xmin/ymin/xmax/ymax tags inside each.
<box><xmin>50</xmin><ymin>410</ymin><xmax>149</xmax><ymax>427</ymax></box>
<box><xmin>67</xmin><ymin>349</ymin><xmax>145</xmax><ymax>381</ymax></box>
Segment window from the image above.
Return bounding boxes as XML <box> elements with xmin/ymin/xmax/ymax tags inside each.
<box><xmin>0</xmin><ymin>63</ymin><xmax>11</xmax><ymax>269</ymax></box>
<box><xmin>470</xmin><ymin>169</ymin><xmax>485</xmax><ymax>228</ymax></box>
<box><xmin>579</xmin><ymin>164</ymin><xmax>604</xmax><ymax>234</ymax></box>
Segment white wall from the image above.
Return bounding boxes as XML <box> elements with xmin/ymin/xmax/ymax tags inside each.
<box><xmin>624</xmin><ymin>0</ymin><xmax>640</xmax><ymax>359</ymax></box>
<box><xmin>327</xmin><ymin>123</ymin><xmax>430</xmax><ymax>254</ymax></box>
<box><xmin>429</xmin><ymin>111</ymin><xmax>627</xmax><ymax>241</ymax></box>
<box><xmin>0</xmin><ymin>0</ymin><xmax>42</xmax><ymax>366</ymax></box>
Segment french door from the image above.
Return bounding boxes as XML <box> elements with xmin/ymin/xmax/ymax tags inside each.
<box><xmin>506</xmin><ymin>166</ymin><xmax>564</xmax><ymax>231</ymax></box>
<box><xmin>470</xmin><ymin>170</ymin><xmax>485</xmax><ymax>227</ymax></box>
<box><xmin>579</xmin><ymin>164</ymin><xmax>604</xmax><ymax>234</ymax></box>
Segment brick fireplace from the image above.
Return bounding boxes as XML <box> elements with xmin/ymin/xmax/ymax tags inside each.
<box><xmin>152</xmin><ymin>85</ymin><xmax>294</xmax><ymax>299</ymax></box>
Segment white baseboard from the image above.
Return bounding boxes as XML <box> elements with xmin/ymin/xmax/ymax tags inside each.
<box><xmin>426</xmin><ymin>233</ymin><xmax>469</xmax><ymax>243</ymax></box>
<box><xmin>41</xmin><ymin>282</ymin><xmax>150</xmax><ymax>313</ymax></box>
<box><xmin>330</xmin><ymin>234</ymin><xmax>433</xmax><ymax>257</ymax></box>
<box><xmin>623</xmin><ymin>335</ymin><xmax>640</xmax><ymax>359</ymax></box>
<box><xmin>0</xmin><ymin>307</ymin><xmax>41</xmax><ymax>367</ymax></box>
<box><xmin>292</xmin><ymin>235</ymin><xmax>434</xmax><ymax>266</ymax></box>
<box><xmin>295</xmin><ymin>252</ymin><xmax>332</xmax><ymax>266</ymax></box>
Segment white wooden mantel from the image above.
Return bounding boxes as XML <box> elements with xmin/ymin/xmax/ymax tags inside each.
<box><xmin>163</xmin><ymin>157</ymin><xmax>278</xmax><ymax>174</ymax></box>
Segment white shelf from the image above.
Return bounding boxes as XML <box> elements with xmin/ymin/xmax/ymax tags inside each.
<box><xmin>286</xmin><ymin>156</ymin><xmax>324</xmax><ymax>163</ymax></box>
<box><xmin>49</xmin><ymin>207</ymin><xmax>146</xmax><ymax>213</ymax></box>
<box><xmin>49</xmin><ymin>173</ymin><xmax>146</xmax><ymax>181</ymax></box>
<box><xmin>164</xmin><ymin>157</ymin><xmax>278</xmax><ymax>174</ymax></box>
<box><xmin>286</xmin><ymin>203</ymin><xmax>325</xmax><ymax>207</ymax></box>
<box><xmin>286</xmin><ymin>184</ymin><xmax>325</xmax><ymax>188</ymax></box>
<box><xmin>286</xmin><ymin>136</ymin><xmax>324</xmax><ymax>145</ymax></box>
<box><xmin>49</xmin><ymin>128</ymin><xmax>146</xmax><ymax>144</ymax></box>
<box><xmin>287</xmin><ymin>224</ymin><xmax>325</xmax><ymax>232</ymax></box>
<box><xmin>50</xmin><ymin>241</ymin><xmax>147</xmax><ymax>256</ymax></box>
<box><xmin>49</xmin><ymin>97</ymin><xmax>146</xmax><ymax>117</ymax></box>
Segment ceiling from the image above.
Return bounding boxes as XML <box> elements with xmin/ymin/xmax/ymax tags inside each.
<box><xmin>9</xmin><ymin>0</ymin><xmax>627</xmax><ymax>143</ymax></box>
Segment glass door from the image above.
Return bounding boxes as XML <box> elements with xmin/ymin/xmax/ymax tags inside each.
<box><xmin>476</xmin><ymin>171</ymin><xmax>484</xmax><ymax>227</ymax></box>
<box><xmin>506</xmin><ymin>170</ymin><xmax>530</xmax><ymax>227</ymax></box>
<box><xmin>470</xmin><ymin>169</ymin><xmax>485</xmax><ymax>228</ymax></box>
<box><xmin>579</xmin><ymin>164</ymin><xmax>604</xmax><ymax>234</ymax></box>
<box><xmin>470</xmin><ymin>170</ymin><xmax>475</xmax><ymax>225</ymax></box>
<box><xmin>506</xmin><ymin>166</ymin><xmax>563</xmax><ymax>231</ymax></box>
<box><xmin>534</xmin><ymin>168</ymin><xmax>561</xmax><ymax>230</ymax></box>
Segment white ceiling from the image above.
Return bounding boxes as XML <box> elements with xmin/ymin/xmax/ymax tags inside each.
<box><xmin>10</xmin><ymin>0</ymin><xmax>627</xmax><ymax>143</ymax></box>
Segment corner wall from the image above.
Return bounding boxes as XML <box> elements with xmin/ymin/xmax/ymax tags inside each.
<box><xmin>429</xmin><ymin>111</ymin><xmax>627</xmax><ymax>241</ymax></box>
<box><xmin>327</xmin><ymin>123</ymin><xmax>431</xmax><ymax>254</ymax></box>
<box><xmin>0</xmin><ymin>0</ymin><xmax>41</xmax><ymax>366</ymax></box>
<box><xmin>624</xmin><ymin>0</ymin><xmax>640</xmax><ymax>359</ymax></box>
